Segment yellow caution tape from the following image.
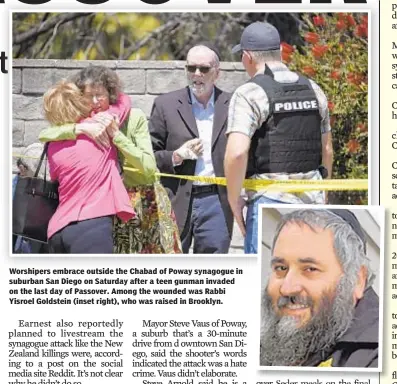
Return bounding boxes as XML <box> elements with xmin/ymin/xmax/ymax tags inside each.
<box><xmin>132</xmin><ymin>168</ymin><xmax>367</xmax><ymax>192</ymax></box>
<box><xmin>13</xmin><ymin>154</ymin><xmax>368</xmax><ymax>192</ymax></box>
<box><xmin>13</xmin><ymin>154</ymin><xmax>41</xmax><ymax>160</ymax></box>
<box><xmin>317</xmin><ymin>357</ymin><xmax>333</xmax><ymax>367</ymax></box>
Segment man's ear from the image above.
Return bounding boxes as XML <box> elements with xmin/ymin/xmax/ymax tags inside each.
<box><xmin>213</xmin><ymin>67</ymin><xmax>220</xmax><ymax>82</ymax></box>
<box><xmin>245</xmin><ymin>51</ymin><xmax>251</xmax><ymax>64</ymax></box>
<box><xmin>353</xmin><ymin>266</ymin><xmax>367</xmax><ymax>301</ymax></box>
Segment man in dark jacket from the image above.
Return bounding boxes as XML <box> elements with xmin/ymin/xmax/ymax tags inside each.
<box><xmin>149</xmin><ymin>44</ymin><xmax>233</xmax><ymax>254</ymax></box>
<box><xmin>260</xmin><ymin>209</ymin><xmax>379</xmax><ymax>368</ymax></box>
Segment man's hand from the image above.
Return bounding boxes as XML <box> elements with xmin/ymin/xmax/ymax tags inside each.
<box><xmin>173</xmin><ymin>138</ymin><xmax>203</xmax><ymax>163</ymax></box>
<box><xmin>224</xmin><ymin>132</ymin><xmax>251</xmax><ymax>238</ymax></box>
<box><xmin>230</xmin><ymin>196</ymin><xmax>247</xmax><ymax>237</ymax></box>
<box><xmin>188</xmin><ymin>138</ymin><xmax>204</xmax><ymax>157</ymax></box>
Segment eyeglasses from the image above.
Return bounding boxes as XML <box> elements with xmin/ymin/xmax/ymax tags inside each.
<box><xmin>185</xmin><ymin>65</ymin><xmax>212</xmax><ymax>74</ymax></box>
<box><xmin>84</xmin><ymin>93</ymin><xmax>109</xmax><ymax>101</ymax></box>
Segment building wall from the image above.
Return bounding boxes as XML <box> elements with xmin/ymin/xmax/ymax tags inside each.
<box><xmin>12</xmin><ymin>59</ymin><xmax>248</xmax><ymax>157</ymax></box>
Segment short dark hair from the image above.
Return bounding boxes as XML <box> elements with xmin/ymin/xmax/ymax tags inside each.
<box><xmin>72</xmin><ymin>65</ymin><xmax>122</xmax><ymax>104</ymax></box>
<box><xmin>16</xmin><ymin>158</ymin><xmax>28</xmax><ymax>169</ymax></box>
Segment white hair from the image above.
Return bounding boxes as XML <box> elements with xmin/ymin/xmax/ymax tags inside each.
<box><xmin>248</xmin><ymin>49</ymin><xmax>281</xmax><ymax>63</ymax></box>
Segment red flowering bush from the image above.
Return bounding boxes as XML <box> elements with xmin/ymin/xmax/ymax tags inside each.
<box><xmin>304</xmin><ymin>32</ymin><xmax>320</xmax><ymax>44</ymax></box>
<box><xmin>302</xmin><ymin>65</ymin><xmax>316</xmax><ymax>77</ymax></box>
<box><xmin>284</xmin><ymin>13</ymin><xmax>368</xmax><ymax>204</ymax></box>
<box><xmin>281</xmin><ymin>42</ymin><xmax>294</xmax><ymax>62</ymax></box>
<box><xmin>313</xmin><ymin>15</ymin><xmax>325</xmax><ymax>27</ymax></box>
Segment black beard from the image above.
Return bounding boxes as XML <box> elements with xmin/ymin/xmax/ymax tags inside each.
<box><xmin>260</xmin><ymin>275</ymin><xmax>356</xmax><ymax>366</ymax></box>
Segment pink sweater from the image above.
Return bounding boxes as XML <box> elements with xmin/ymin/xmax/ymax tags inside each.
<box><xmin>47</xmin><ymin>93</ymin><xmax>134</xmax><ymax>239</ymax></box>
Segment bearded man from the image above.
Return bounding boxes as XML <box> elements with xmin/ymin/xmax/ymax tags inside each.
<box><xmin>149</xmin><ymin>43</ymin><xmax>233</xmax><ymax>254</ymax></box>
<box><xmin>260</xmin><ymin>209</ymin><xmax>379</xmax><ymax>368</ymax></box>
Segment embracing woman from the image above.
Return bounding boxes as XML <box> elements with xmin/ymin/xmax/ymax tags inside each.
<box><xmin>42</xmin><ymin>80</ymin><xmax>135</xmax><ymax>253</ymax></box>
<box><xmin>40</xmin><ymin>65</ymin><xmax>181</xmax><ymax>254</ymax></box>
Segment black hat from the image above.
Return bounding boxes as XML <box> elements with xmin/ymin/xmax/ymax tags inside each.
<box><xmin>232</xmin><ymin>22</ymin><xmax>280</xmax><ymax>54</ymax></box>
<box><xmin>195</xmin><ymin>41</ymin><xmax>221</xmax><ymax>61</ymax></box>
<box><xmin>328</xmin><ymin>209</ymin><xmax>367</xmax><ymax>252</ymax></box>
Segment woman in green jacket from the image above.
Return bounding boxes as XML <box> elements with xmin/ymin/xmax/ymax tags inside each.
<box><xmin>39</xmin><ymin>65</ymin><xmax>181</xmax><ymax>254</ymax></box>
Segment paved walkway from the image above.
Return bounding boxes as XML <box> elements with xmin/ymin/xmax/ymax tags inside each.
<box><xmin>229</xmin><ymin>222</ymin><xmax>245</xmax><ymax>254</ymax></box>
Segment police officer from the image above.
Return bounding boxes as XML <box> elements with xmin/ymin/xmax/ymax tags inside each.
<box><xmin>224</xmin><ymin>22</ymin><xmax>333</xmax><ymax>254</ymax></box>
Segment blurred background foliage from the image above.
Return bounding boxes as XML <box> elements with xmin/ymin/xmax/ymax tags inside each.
<box><xmin>13</xmin><ymin>12</ymin><xmax>368</xmax><ymax>204</ymax></box>
<box><xmin>13</xmin><ymin>13</ymin><xmax>306</xmax><ymax>61</ymax></box>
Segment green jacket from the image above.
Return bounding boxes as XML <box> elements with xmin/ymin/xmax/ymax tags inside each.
<box><xmin>39</xmin><ymin>108</ymin><xmax>157</xmax><ymax>187</ymax></box>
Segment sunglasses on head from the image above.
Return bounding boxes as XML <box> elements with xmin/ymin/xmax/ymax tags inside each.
<box><xmin>186</xmin><ymin>65</ymin><xmax>212</xmax><ymax>74</ymax></box>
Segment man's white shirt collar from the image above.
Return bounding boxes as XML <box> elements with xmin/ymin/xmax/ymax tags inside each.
<box><xmin>189</xmin><ymin>87</ymin><xmax>215</xmax><ymax>108</ymax></box>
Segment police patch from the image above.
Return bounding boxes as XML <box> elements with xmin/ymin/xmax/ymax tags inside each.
<box><xmin>274</xmin><ymin>100</ymin><xmax>318</xmax><ymax>112</ymax></box>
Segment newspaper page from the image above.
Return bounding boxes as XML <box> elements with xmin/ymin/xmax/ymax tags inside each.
<box><xmin>1</xmin><ymin>0</ymin><xmax>387</xmax><ymax>384</ymax></box>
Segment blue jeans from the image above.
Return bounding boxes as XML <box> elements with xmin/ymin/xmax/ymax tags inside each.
<box><xmin>181</xmin><ymin>192</ymin><xmax>231</xmax><ymax>254</ymax></box>
<box><xmin>245</xmin><ymin>195</ymin><xmax>287</xmax><ymax>254</ymax></box>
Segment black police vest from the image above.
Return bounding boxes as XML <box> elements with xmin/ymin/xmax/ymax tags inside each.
<box><xmin>246</xmin><ymin>68</ymin><xmax>322</xmax><ymax>177</ymax></box>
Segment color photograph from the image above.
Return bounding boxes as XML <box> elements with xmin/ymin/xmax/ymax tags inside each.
<box><xmin>259</xmin><ymin>206</ymin><xmax>382</xmax><ymax>370</ymax></box>
<box><xmin>11</xmin><ymin>12</ymin><xmax>369</xmax><ymax>254</ymax></box>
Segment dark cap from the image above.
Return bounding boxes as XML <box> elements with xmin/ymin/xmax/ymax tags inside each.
<box><xmin>16</xmin><ymin>158</ymin><xmax>25</xmax><ymax>168</ymax></box>
<box><xmin>232</xmin><ymin>22</ymin><xmax>280</xmax><ymax>54</ymax></box>
<box><xmin>328</xmin><ymin>209</ymin><xmax>367</xmax><ymax>252</ymax></box>
<box><xmin>196</xmin><ymin>41</ymin><xmax>221</xmax><ymax>61</ymax></box>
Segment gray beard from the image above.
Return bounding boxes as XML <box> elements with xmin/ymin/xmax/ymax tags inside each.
<box><xmin>188</xmin><ymin>81</ymin><xmax>212</xmax><ymax>97</ymax></box>
<box><xmin>260</xmin><ymin>275</ymin><xmax>356</xmax><ymax>366</ymax></box>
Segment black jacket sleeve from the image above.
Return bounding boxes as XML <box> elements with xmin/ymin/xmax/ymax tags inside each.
<box><xmin>148</xmin><ymin>99</ymin><xmax>176</xmax><ymax>175</ymax></box>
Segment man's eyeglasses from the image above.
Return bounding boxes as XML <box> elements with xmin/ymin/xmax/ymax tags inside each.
<box><xmin>186</xmin><ymin>65</ymin><xmax>212</xmax><ymax>74</ymax></box>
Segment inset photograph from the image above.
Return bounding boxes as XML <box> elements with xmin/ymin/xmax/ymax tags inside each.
<box><xmin>259</xmin><ymin>206</ymin><xmax>383</xmax><ymax>370</ymax></box>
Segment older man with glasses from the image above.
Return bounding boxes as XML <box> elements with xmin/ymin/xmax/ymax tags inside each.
<box><xmin>149</xmin><ymin>43</ymin><xmax>233</xmax><ymax>254</ymax></box>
